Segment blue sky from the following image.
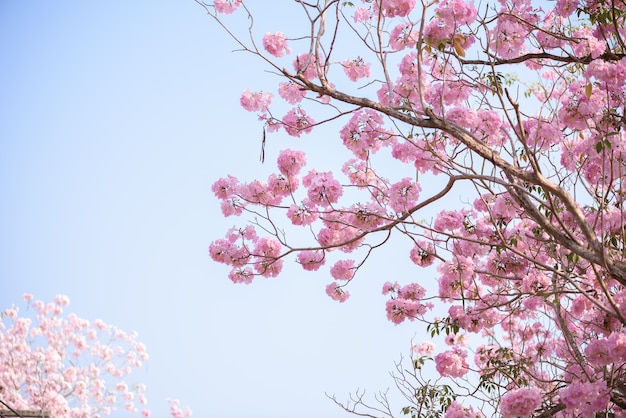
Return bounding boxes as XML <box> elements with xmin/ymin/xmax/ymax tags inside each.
<box><xmin>0</xmin><ymin>2</ymin><xmax>437</xmax><ymax>417</ymax></box>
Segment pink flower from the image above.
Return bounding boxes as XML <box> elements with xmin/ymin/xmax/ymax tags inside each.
<box><xmin>560</xmin><ymin>380</ymin><xmax>609</xmax><ymax>416</ymax></box>
<box><xmin>263</xmin><ymin>32</ymin><xmax>290</xmax><ymax>57</ymax></box>
<box><xmin>212</xmin><ymin>175</ymin><xmax>239</xmax><ymax>199</ymax></box>
<box><xmin>607</xmin><ymin>331</ymin><xmax>626</xmax><ymax>361</ymax></box>
<box><xmin>389</xmin><ymin>23</ymin><xmax>418</xmax><ymax>51</ymax></box>
<box><xmin>378</xmin><ymin>0</ymin><xmax>416</xmax><ymax>17</ymax></box>
<box><xmin>240</xmin><ymin>89</ymin><xmax>272</xmax><ymax>113</ymax></box>
<box><xmin>213</xmin><ymin>0</ymin><xmax>242</xmax><ymax>14</ymax></box>
<box><xmin>445</xmin><ymin>401</ymin><xmax>485</xmax><ymax>418</ymax></box>
<box><xmin>282</xmin><ymin>108</ymin><xmax>314</xmax><ymax>137</ymax></box>
<box><xmin>499</xmin><ymin>388</ymin><xmax>542</xmax><ymax>418</ymax></box>
<box><xmin>412</xmin><ymin>341</ymin><xmax>436</xmax><ymax>355</ymax></box>
<box><xmin>277</xmin><ymin>149</ymin><xmax>306</xmax><ymax>176</ymax></box>
<box><xmin>435</xmin><ymin>349</ymin><xmax>468</xmax><ymax>378</ymax></box>
<box><xmin>353</xmin><ymin>8</ymin><xmax>371</xmax><ymax>22</ymax></box>
<box><xmin>330</xmin><ymin>260</ymin><xmax>355</xmax><ymax>280</ymax></box>
<box><xmin>278</xmin><ymin>82</ymin><xmax>306</xmax><ymax>104</ymax></box>
<box><xmin>286</xmin><ymin>204</ymin><xmax>318</xmax><ymax>225</ymax></box>
<box><xmin>388</xmin><ymin>177</ymin><xmax>421</xmax><ymax>213</ymax></box>
<box><xmin>303</xmin><ymin>170</ymin><xmax>343</xmax><ymax>205</ymax></box>
<box><xmin>297</xmin><ymin>250</ymin><xmax>325</xmax><ymax>271</ymax></box>
<box><xmin>342</xmin><ymin>58</ymin><xmax>371</xmax><ymax>82</ymax></box>
<box><xmin>228</xmin><ymin>267</ymin><xmax>254</xmax><ymax>284</ymax></box>
<box><xmin>325</xmin><ymin>283</ymin><xmax>350</xmax><ymax>302</ymax></box>
<box><xmin>409</xmin><ymin>242</ymin><xmax>435</xmax><ymax>267</ymax></box>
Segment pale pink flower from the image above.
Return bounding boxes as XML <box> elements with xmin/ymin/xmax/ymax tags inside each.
<box><xmin>325</xmin><ymin>283</ymin><xmax>350</xmax><ymax>302</ymax></box>
<box><xmin>353</xmin><ymin>8</ymin><xmax>371</xmax><ymax>22</ymax></box>
<box><xmin>282</xmin><ymin>108</ymin><xmax>314</xmax><ymax>137</ymax></box>
<box><xmin>297</xmin><ymin>250</ymin><xmax>325</xmax><ymax>271</ymax></box>
<box><xmin>500</xmin><ymin>388</ymin><xmax>542</xmax><ymax>418</ymax></box>
<box><xmin>435</xmin><ymin>349</ymin><xmax>469</xmax><ymax>377</ymax></box>
<box><xmin>378</xmin><ymin>0</ymin><xmax>416</xmax><ymax>17</ymax></box>
<box><xmin>560</xmin><ymin>380</ymin><xmax>609</xmax><ymax>416</ymax></box>
<box><xmin>263</xmin><ymin>32</ymin><xmax>290</xmax><ymax>57</ymax></box>
<box><xmin>278</xmin><ymin>81</ymin><xmax>306</xmax><ymax>104</ymax></box>
<box><xmin>240</xmin><ymin>89</ymin><xmax>272</xmax><ymax>113</ymax></box>
<box><xmin>330</xmin><ymin>260</ymin><xmax>355</xmax><ymax>280</ymax></box>
<box><xmin>413</xmin><ymin>341</ymin><xmax>436</xmax><ymax>355</ymax></box>
<box><xmin>388</xmin><ymin>177</ymin><xmax>421</xmax><ymax>213</ymax></box>
<box><xmin>286</xmin><ymin>204</ymin><xmax>318</xmax><ymax>226</ymax></box>
<box><xmin>342</xmin><ymin>58</ymin><xmax>371</xmax><ymax>82</ymax></box>
<box><xmin>213</xmin><ymin>0</ymin><xmax>241</xmax><ymax>14</ymax></box>
<box><xmin>277</xmin><ymin>149</ymin><xmax>306</xmax><ymax>176</ymax></box>
<box><xmin>303</xmin><ymin>170</ymin><xmax>343</xmax><ymax>205</ymax></box>
<box><xmin>445</xmin><ymin>401</ymin><xmax>485</xmax><ymax>418</ymax></box>
<box><xmin>409</xmin><ymin>242</ymin><xmax>435</xmax><ymax>267</ymax></box>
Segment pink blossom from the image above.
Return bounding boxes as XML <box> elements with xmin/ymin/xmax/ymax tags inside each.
<box><xmin>560</xmin><ymin>380</ymin><xmax>610</xmax><ymax>416</ymax></box>
<box><xmin>353</xmin><ymin>8</ymin><xmax>371</xmax><ymax>22</ymax></box>
<box><xmin>277</xmin><ymin>149</ymin><xmax>306</xmax><ymax>176</ymax></box>
<box><xmin>572</xmin><ymin>27</ymin><xmax>605</xmax><ymax>59</ymax></box>
<box><xmin>499</xmin><ymin>388</ymin><xmax>541</xmax><ymax>418</ymax></box>
<box><xmin>445</xmin><ymin>401</ymin><xmax>485</xmax><ymax>418</ymax></box>
<box><xmin>388</xmin><ymin>177</ymin><xmax>421</xmax><ymax>213</ymax></box>
<box><xmin>240</xmin><ymin>89</ymin><xmax>272</xmax><ymax>113</ymax></box>
<box><xmin>213</xmin><ymin>0</ymin><xmax>242</xmax><ymax>14</ymax></box>
<box><xmin>607</xmin><ymin>331</ymin><xmax>626</xmax><ymax>361</ymax></box>
<box><xmin>212</xmin><ymin>175</ymin><xmax>239</xmax><ymax>199</ymax></box>
<box><xmin>293</xmin><ymin>53</ymin><xmax>320</xmax><ymax>80</ymax></box>
<box><xmin>330</xmin><ymin>260</ymin><xmax>355</xmax><ymax>280</ymax></box>
<box><xmin>263</xmin><ymin>32</ymin><xmax>290</xmax><ymax>57</ymax></box>
<box><xmin>342</xmin><ymin>58</ymin><xmax>371</xmax><ymax>82</ymax></box>
<box><xmin>303</xmin><ymin>170</ymin><xmax>343</xmax><ymax>205</ymax></box>
<box><xmin>297</xmin><ymin>250</ymin><xmax>325</xmax><ymax>271</ymax></box>
<box><xmin>413</xmin><ymin>341</ymin><xmax>436</xmax><ymax>355</ymax></box>
<box><xmin>278</xmin><ymin>81</ymin><xmax>306</xmax><ymax>104</ymax></box>
<box><xmin>325</xmin><ymin>283</ymin><xmax>350</xmax><ymax>302</ymax></box>
<box><xmin>228</xmin><ymin>267</ymin><xmax>254</xmax><ymax>284</ymax></box>
<box><xmin>286</xmin><ymin>204</ymin><xmax>318</xmax><ymax>225</ymax></box>
<box><xmin>339</xmin><ymin>109</ymin><xmax>392</xmax><ymax>160</ymax></box>
<box><xmin>435</xmin><ymin>348</ymin><xmax>468</xmax><ymax>378</ymax></box>
<box><xmin>378</xmin><ymin>0</ymin><xmax>416</xmax><ymax>17</ymax></box>
<box><xmin>409</xmin><ymin>241</ymin><xmax>436</xmax><ymax>267</ymax></box>
<box><xmin>282</xmin><ymin>108</ymin><xmax>314</xmax><ymax>137</ymax></box>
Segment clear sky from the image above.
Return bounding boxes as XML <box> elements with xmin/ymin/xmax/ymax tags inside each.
<box><xmin>0</xmin><ymin>2</ymin><xmax>435</xmax><ymax>417</ymax></box>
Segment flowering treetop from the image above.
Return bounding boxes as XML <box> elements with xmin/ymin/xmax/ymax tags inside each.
<box><xmin>200</xmin><ymin>0</ymin><xmax>626</xmax><ymax>416</ymax></box>
<box><xmin>0</xmin><ymin>294</ymin><xmax>191</xmax><ymax>418</ymax></box>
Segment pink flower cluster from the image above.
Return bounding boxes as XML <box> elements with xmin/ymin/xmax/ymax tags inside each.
<box><xmin>499</xmin><ymin>388</ymin><xmax>541</xmax><ymax>418</ymax></box>
<box><xmin>302</xmin><ymin>169</ymin><xmax>343</xmax><ymax>206</ymax></box>
<box><xmin>377</xmin><ymin>0</ymin><xmax>416</xmax><ymax>17</ymax></box>
<box><xmin>388</xmin><ymin>177</ymin><xmax>421</xmax><ymax>213</ymax></box>
<box><xmin>445</xmin><ymin>401</ymin><xmax>485</xmax><ymax>418</ymax></box>
<box><xmin>325</xmin><ymin>282</ymin><xmax>350</xmax><ymax>302</ymax></box>
<box><xmin>0</xmin><ymin>294</ymin><xmax>190</xmax><ymax>418</ymax></box>
<box><xmin>263</xmin><ymin>32</ymin><xmax>290</xmax><ymax>57</ymax></box>
<box><xmin>434</xmin><ymin>348</ymin><xmax>469</xmax><ymax>377</ymax></box>
<box><xmin>282</xmin><ymin>107</ymin><xmax>315</xmax><ymax>137</ymax></box>
<box><xmin>423</xmin><ymin>0</ymin><xmax>477</xmax><ymax>49</ymax></box>
<box><xmin>409</xmin><ymin>241</ymin><xmax>436</xmax><ymax>267</ymax></box>
<box><xmin>342</xmin><ymin>58</ymin><xmax>371</xmax><ymax>82</ymax></box>
<box><xmin>240</xmin><ymin>89</ymin><xmax>272</xmax><ymax>113</ymax></box>
<box><xmin>339</xmin><ymin>109</ymin><xmax>393</xmax><ymax>160</ymax></box>
<box><xmin>559</xmin><ymin>380</ymin><xmax>609</xmax><ymax>416</ymax></box>
<box><xmin>382</xmin><ymin>281</ymin><xmax>432</xmax><ymax>324</ymax></box>
<box><xmin>278</xmin><ymin>81</ymin><xmax>306</xmax><ymax>104</ymax></box>
<box><xmin>213</xmin><ymin>0</ymin><xmax>242</xmax><ymax>14</ymax></box>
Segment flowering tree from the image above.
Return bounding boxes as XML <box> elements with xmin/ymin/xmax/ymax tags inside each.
<box><xmin>201</xmin><ymin>0</ymin><xmax>626</xmax><ymax>416</ymax></box>
<box><xmin>0</xmin><ymin>294</ymin><xmax>192</xmax><ymax>418</ymax></box>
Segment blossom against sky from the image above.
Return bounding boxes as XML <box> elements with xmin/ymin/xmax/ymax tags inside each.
<box><xmin>0</xmin><ymin>2</ymin><xmax>422</xmax><ymax>417</ymax></box>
